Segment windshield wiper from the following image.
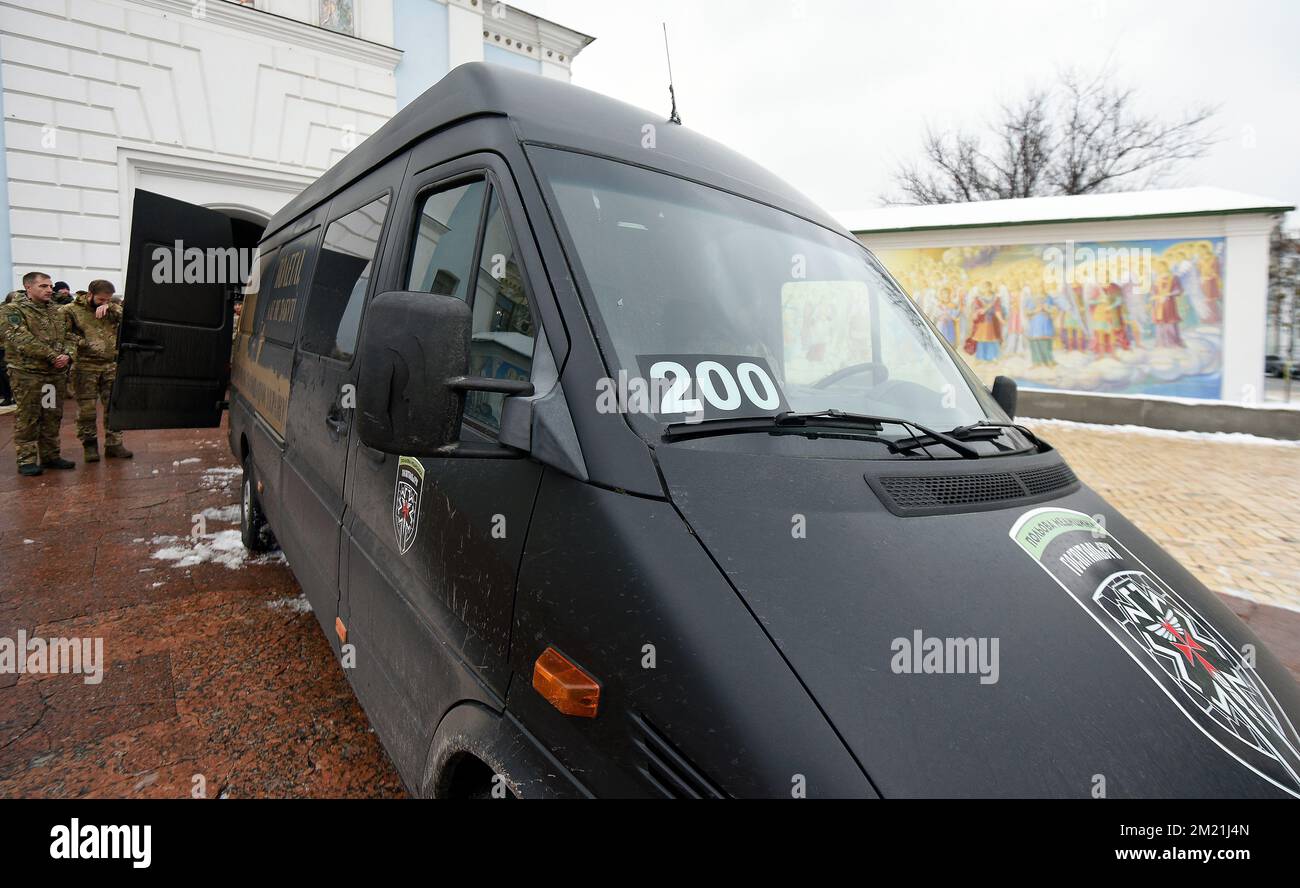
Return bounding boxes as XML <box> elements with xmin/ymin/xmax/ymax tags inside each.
<box><xmin>949</xmin><ymin>421</ymin><xmax>1044</xmax><ymax>449</ymax></box>
<box><xmin>663</xmin><ymin>410</ymin><xmax>981</xmax><ymax>458</ymax></box>
<box><xmin>891</xmin><ymin>420</ymin><xmax>1043</xmax><ymax>457</ymax></box>
<box><xmin>663</xmin><ymin>410</ymin><xmax>882</xmax><ymax>441</ymax></box>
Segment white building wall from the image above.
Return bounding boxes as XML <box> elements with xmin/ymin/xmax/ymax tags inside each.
<box><xmin>0</xmin><ymin>0</ymin><xmax>401</xmax><ymax>289</ymax></box>
<box><xmin>447</xmin><ymin>0</ymin><xmax>484</xmax><ymax>66</ymax></box>
<box><xmin>1221</xmin><ymin>216</ymin><xmax>1274</xmax><ymax>405</ymax></box>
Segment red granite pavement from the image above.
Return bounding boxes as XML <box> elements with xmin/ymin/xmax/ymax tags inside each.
<box><xmin>0</xmin><ymin>404</ymin><xmax>405</xmax><ymax>798</ymax></box>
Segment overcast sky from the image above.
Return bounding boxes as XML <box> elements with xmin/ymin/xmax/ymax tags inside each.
<box><xmin>521</xmin><ymin>0</ymin><xmax>1300</xmax><ymax>222</ymax></box>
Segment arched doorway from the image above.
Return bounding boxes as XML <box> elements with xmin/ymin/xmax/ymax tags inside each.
<box><xmin>206</xmin><ymin>205</ymin><xmax>269</xmax><ymax>281</ymax></box>
<box><xmin>204</xmin><ymin>206</ymin><xmax>268</xmax><ymax>332</ymax></box>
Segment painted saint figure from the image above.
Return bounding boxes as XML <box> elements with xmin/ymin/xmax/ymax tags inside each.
<box><xmin>1003</xmin><ymin>285</ymin><xmax>1025</xmax><ymax>357</ymax></box>
<box><xmin>1086</xmin><ymin>281</ymin><xmax>1128</xmax><ymax>355</ymax></box>
<box><xmin>1024</xmin><ymin>288</ymin><xmax>1057</xmax><ymax>367</ymax></box>
<box><xmin>936</xmin><ymin>287</ymin><xmax>960</xmax><ymax>346</ymax></box>
<box><xmin>1199</xmin><ymin>252</ymin><xmax>1223</xmax><ymax>324</ymax></box>
<box><xmin>1055</xmin><ymin>282</ymin><xmax>1088</xmax><ymax>351</ymax></box>
<box><xmin>1151</xmin><ymin>261</ymin><xmax>1185</xmax><ymax>348</ymax></box>
<box><xmin>969</xmin><ymin>282</ymin><xmax>1004</xmax><ymax>362</ymax></box>
<box><xmin>1107</xmin><ymin>282</ymin><xmax>1131</xmax><ymax>350</ymax></box>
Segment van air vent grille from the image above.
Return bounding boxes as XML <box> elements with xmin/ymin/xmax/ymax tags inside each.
<box><xmin>873</xmin><ymin>463</ymin><xmax>1079</xmax><ymax>516</ymax></box>
<box><xmin>629</xmin><ymin>713</ymin><xmax>727</xmax><ymax>799</ymax></box>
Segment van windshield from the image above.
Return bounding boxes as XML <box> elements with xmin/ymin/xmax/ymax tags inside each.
<box><xmin>533</xmin><ymin>147</ymin><xmax>998</xmax><ymax>434</ymax></box>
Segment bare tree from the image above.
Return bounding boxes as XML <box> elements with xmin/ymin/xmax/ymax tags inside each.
<box><xmin>1268</xmin><ymin>223</ymin><xmax>1300</xmax><ymax>362</ymax></box>
<box><xmin>891</xmin><ymin>67</ymin><xmax>1219</xmax><ymax>205</ymax></box>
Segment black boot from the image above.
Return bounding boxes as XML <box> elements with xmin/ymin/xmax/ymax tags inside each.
<box><xmin>41</xmin><ymin>457</ymin><xmax>76</xmax><ymax>470</ymax></box>
<box><xmin>84</xmin><ymin>438</ymin><xmax>100</xmax><ymax>463</ymax></box>
<box><xmin>18</xmin><ymin>463</ymin><xmax>43</xmax><ymax>477</ymax></box>
<box><xmin>105</xmin><ymin>443</ymin><xmax>133</xmax><ymax>459</ymax></box>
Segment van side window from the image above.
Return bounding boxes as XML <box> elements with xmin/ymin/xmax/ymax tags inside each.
<box><xmin>258</xmin><ymin>228</ymin><xmax>318</xmax><ymax>345</ymax></box>
<box><xmin>405</xmin><ymin>179</ymin><xmax>487</xmax><ymax>298</ymax></box>
<box><xmin>240</xmin><ymin>246</ymin><xmax>277</xmax><ymax>336</ymax></box>
<box><xmin>464</xmin><ymin>190</ymin><xmax>535</xmax><ymax>432</ymax></box>
<box><xmin>300</xmin><ymin>195</ymin><xmax>390</xmax><ymax>361</ymax></box>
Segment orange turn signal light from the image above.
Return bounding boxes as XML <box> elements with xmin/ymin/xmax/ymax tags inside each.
<box><xmin>334</xmin><ymin>617</ymin><xmax>347</xmax><ymax>644</ymax></box>
<box><xmin>533</xmin><ymin>647</ymin><xmax>600</xmax><ymax>718</ymax></box>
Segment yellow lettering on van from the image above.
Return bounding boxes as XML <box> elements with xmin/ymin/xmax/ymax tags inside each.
<box><xmin>231</xmin><ymin>345</ymin><xmax>290</xmax><ymax>437</ymax></box>
<box><xmin>274</xmin><ymin>249</ymin><xmax>305</xmax><ymax>289</ymax></box>
<box><xmin>267</xmin><ymin>297</ymin><xmax>297</xmax><ymax>324</ymax></box>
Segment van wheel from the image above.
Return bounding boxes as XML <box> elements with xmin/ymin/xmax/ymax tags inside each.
<box><xmin>240</xmin><ymin>456</ymin><xmax>274</xmax><ymax>553</ymax></box>
<box><xmin>441</xmin><ymin>753</ymin><xmax>514</xmax><ymax>799</ymax></box>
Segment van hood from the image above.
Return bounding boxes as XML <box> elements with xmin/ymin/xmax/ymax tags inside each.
<box><xmin>655</xmin><ymin>444</ymin><xmax>1300</xmax><ymax>798</ymax></box>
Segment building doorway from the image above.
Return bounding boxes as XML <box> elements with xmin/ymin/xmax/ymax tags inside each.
<box><xmin>210</xmin><ymin>206</ymin><xmax>268</xmax><ymax>285</ymax></box>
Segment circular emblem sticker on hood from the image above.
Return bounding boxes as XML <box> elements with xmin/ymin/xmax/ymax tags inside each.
<box><xmin>1011</xmin><ymin>507</ymin><xmax>1300</xmax><ymax>798</ymax></box>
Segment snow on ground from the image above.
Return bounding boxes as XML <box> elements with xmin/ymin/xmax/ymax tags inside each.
<box><xmin>172</xmin><ymin>457</ymin><xmax>200</xmax><ymax>466</ymax></box>
<box><xmin>1022</xmin><ymin>417</ymin><xmax>1300</xmax><ymax>448</ymax></box>
<box><xmin>266</xmin><ymin>594</ymin><xmax>312</xmax><ymax>613</ymax></box>
<box><xmin>150</xmin><ymin>529</ymin><xmax>284</xmax><ymax>570</ymax></box>
<box><xmin>151</xmin><ymin>530</ymin><xmax>248</xmax><ymax>569</ymax></box>
<box><xmin>200</xmin><ymin>466</ymin><xmax>243</xmax><ymax>491</ymax></box>
<box><xmin>199</xmin><ymin>504</ymin><xmax>241</xmax><ymax>524</ymax></box>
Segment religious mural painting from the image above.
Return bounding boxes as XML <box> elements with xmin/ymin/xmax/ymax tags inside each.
<box><xmin>878</xmin><ymin>237</ymin><xmax>1226</xmax><ymax>399</ymax></box>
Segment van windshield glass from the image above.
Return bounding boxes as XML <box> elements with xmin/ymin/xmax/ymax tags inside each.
<box><xmin>533</xmin><ymin>148</ymin><xmax>996</xmax><ymax>432</ymax></box>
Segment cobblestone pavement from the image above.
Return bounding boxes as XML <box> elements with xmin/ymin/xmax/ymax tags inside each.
<box><xmin>1</xmin><ymin>407</ymin><xmax>1297</xmax><ymax>797</ymax></box>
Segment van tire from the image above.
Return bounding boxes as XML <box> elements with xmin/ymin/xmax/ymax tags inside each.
<box><xmin>240</xmin><ymin>455</ymin><xmax>275</xmax><ymax>553</ymax></box>
<box><xmin>440</xmin><ymin>753</ymin><xmax>513</xmax><ymax>799</ymax></box>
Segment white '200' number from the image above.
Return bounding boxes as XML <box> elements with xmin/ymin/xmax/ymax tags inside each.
<box><xmin>648</xmin><ymin>360</ymin><xmax>780</xmax><ymax>415</ymax></box>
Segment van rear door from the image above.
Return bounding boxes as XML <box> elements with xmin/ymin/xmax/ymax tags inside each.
<box><xmin>109</xmin><ymin>189</ymin><xmax>236</xmax><ymax>429</ymax></box>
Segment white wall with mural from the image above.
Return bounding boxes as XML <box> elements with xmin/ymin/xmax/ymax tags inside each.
<box><xmin>854</xmin><ymin>202</ymin><xmax>1280</xmax><ymax>406</ymax></box>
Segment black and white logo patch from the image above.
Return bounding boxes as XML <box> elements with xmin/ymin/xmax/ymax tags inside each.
<box><xmin>393</xmin><ymin>456</ymin><xmax>424</xmax><ymax>556</ymax></box>
<box><xmin>1012</xmin><ymin>507</ymin><xmax>1300</xmax><ymax>798</ymax></box>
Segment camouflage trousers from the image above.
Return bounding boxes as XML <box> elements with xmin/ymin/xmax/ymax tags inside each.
<box><xmin>73</xmin><ymin>366</ymin><xmax>122</xmax><ymax>447</ymax></box>
<box><xmin>8</xmin><ymin>368</ymin><xmax>64</xmax><ymax>466</ymax></box>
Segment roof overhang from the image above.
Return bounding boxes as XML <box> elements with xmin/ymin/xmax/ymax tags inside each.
<box><xmin>840</xmin><ymin>188</ymin><xmax>1295</xmax><ymax>236</ymax></box>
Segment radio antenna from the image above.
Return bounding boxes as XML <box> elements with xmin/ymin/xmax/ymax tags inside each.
<box><xmin>663</xmin><ymin>23</ymin><xmax>682</xmax><ymax>125</ymax></box>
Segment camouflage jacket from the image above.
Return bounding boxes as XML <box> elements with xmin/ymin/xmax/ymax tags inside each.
<box><xmin>0</xmin><ymin>291</ymin><xmax>19</xmax><ymax>349</ymax></box>
<box><xmin>3</xmin><ymin>295</ymin><xmax>69</xmax><ymax>374</ymax></box>
<box><xmin>62</xmin><ymin>294</ymin><xmax>122</xmax><ymax>370</ymax></box>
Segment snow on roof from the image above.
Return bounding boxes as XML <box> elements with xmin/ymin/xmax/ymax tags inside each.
<box><xmin>836</xmin><ymin>187</ymin><xmax>1294</xmax><ymax>234</ymax></box>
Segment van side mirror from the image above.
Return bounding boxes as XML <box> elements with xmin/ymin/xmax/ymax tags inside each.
<box><xmin>356</xmin><ymin>290</ymin><xmax>469</xmax><ymax>456</ymax></box>
<box><xmin>355</xmin><ymin>290</ymin><xmax>535</xmax><ymax>457</ymax></box>
<box><xmin>991</xmin><ymin>375</ymin><xmax>1017</xmax><ymax>418</ymax></box>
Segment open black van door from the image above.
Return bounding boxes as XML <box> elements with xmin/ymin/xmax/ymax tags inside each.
<box><xmin>109</xmin><ymin>190</ymin><xmax>236</xmax><ymax>430</ymax></box>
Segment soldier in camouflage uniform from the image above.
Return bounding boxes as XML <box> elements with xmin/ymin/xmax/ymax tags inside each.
<box><xmin>3</xmin><ymin>272</ymin><xmax>75</xmax><ymax>475</ymax></box>
<box><xmin>62</xmin><ymin>279</ymin><xmax>132</xmax><ymax>462</ymax></box>
<box><xmin>0</xmin><ymin>291</ymin><xmax>19</xmax><ymax>412</ymax></box>
<box><xmin>57</xmin><ymin>282</ymin><xmax>76</xmax><ymax>400</ymax></box>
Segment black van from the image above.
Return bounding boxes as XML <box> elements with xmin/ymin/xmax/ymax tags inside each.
<box><xmin>111</xmin><ymin>63</ymin><xmax>1300</xmax><ymax>798</ymax></box>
